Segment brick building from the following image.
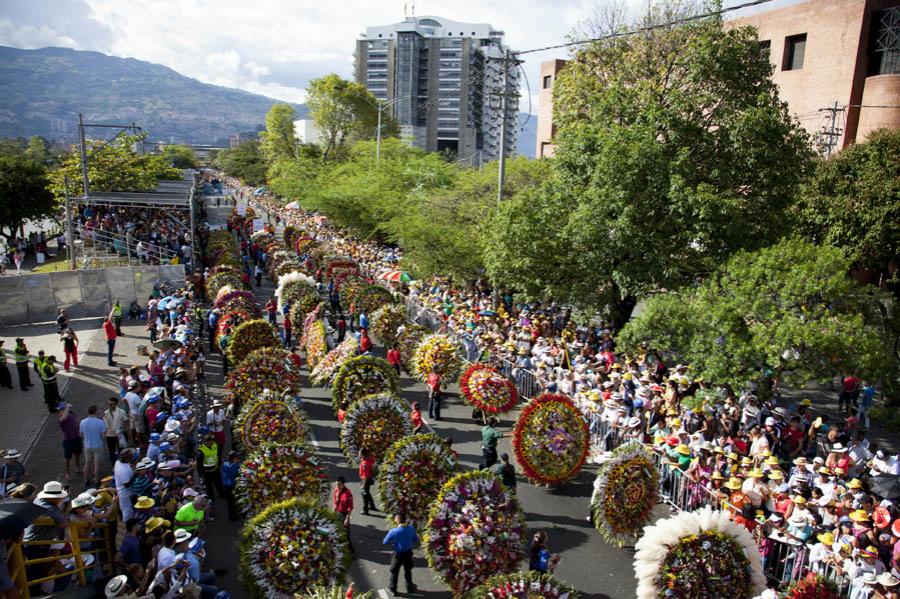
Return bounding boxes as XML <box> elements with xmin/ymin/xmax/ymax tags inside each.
<box><xmin>535</xmin><ymin>0</ymin><xmax>900</xmax><ymax>157</ymax></box>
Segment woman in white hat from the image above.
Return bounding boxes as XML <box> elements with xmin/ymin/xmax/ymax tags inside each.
<box><xmin>22</xmin><ymin>481</ymin><xmax>69</xmax><ymax>586</ymax></box>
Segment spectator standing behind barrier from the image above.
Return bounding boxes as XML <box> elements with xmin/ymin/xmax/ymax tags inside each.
<box><xmin>57</xmin><ymin>403</ymin><xmax>82</xmax><ymax>482</ymax></box>
<box><xmin>0</xmin><ymin>340</ymin><xmax>12</xmax><ymax>390</ymax></box>
<box><xmin>79</xmin><ymin>404</ymin><xmax>106</xmax><ymax>487</ymax></box>
<box><xmin>103</xmin><ymin>315</ymin><xmax>117</xmax><ymax>366</ymax></box>
<box><xmin>103</xmin><ymin>397</ymin><xmax>126</xmax><ymax>464</ymax></box>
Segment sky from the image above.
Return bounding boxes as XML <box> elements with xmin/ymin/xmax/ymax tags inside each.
<box><xmin>0</xmin><ymin>0</ymin><xmax>803</xmax><ymax>112</ymax></box>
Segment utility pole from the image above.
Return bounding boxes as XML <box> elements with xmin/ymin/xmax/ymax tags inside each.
<box><xmin>78</xmin><ymin>113</ymin><xmax>90</xmax><ymax>199</ymax></box>
<box><xmin>818</xmin><ymin>102</ymin><xmax>844</xmax><ymax>158</ymax></box>
<box><xmin>497</xmin><ymin>48</ymin><xmax>510</xmax><ymax>205</ymax></box>
<box><xmin>376</xmin><ymin>106</ymin><xmax>383</xmax><ymax>161</ymax></box>
<box><xmin>64</xmin><ymin>176</ymin><xmax>76</xmax><ymax>270</ymax></box>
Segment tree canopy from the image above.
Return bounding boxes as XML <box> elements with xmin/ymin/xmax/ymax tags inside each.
<box><xmin>216</xmin><ymin>140</ymin><xmax>266</xmax><ymax>186</ymax></box>
<box><xmin>160</xmin><ymin>144</ymin><xmax>199</xmax><ymax>169</ymax></box>
<box><xmin>0</xmin><ymin>148</ymin><xmax>55</xmax><ymax>241</ymax></box>
<box><xmin>260</xmin><ymin>103</ymin><xmax>299</xmax><ymax>163</ymax></box>
<box><xmin>617</xmin><ymin>238</ymin><xmax>896</xmax><ymax>390</ymax></box>
<box><xmin>483</xmin><ymin>16</ymin><xmax>812</xmax><ymax>326</ymax></box>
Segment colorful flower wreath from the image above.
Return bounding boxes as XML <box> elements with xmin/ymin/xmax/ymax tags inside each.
<box><xmin>240</xmin><ymin>498</ymin><xmax>350</xmax><ymax>598</ymax></box>
<box><xmin>206</xmin><ymin>271</ymin><xmax>244</xmax><ymax>298</ymax></box>
<box><xmin>353</xmin><ymin>285</ymin><xmax>395</xmax><ymax>315</ymax></box>
<box><xmin>339</xmin><ymin>276</ymin><xmax>370</xmax><ymax>312</ymax></box>
<box><xmin>282</xmin><ymin>225</ymin><xmax>296</xmax><ymax>247</ymax></box>
<box><xmin>227</xmin><ymin>319</ymin><xmax>281</xmax><ymax>367</ymax></box>
<box><xmin>309</xmin><ymin>338</ymin><xmax>358</xmax><ymax>387</ymax></box>
<box><xmin>326</xmin><ymin>259</ymin><xmax>359</xmax><ymax>280</ymax></box>
<box><xmin>233</xmin><ymin>394</ymin><xmax>309</xmax><ymax>452</ymax></box>
<box><xmin>214</xmin><ymin>289</ymin><xmax>257</xmax><ymax>310</ymax></box>
<box><xmin>276</xmin><ymin>271</ymin><xmax>317</xmax><ymax>311</ymax></box>
<box><xmin>294</xmin><ymin>236</ymin><xmax>316</xmax><ymax>255</ymax></box>
<box><xmin>460</xmin><ymin>363</ymin><xmax>518</xmax><ymax>415</ymax></box>
<box><xmin>370</xmin><ymin>304</ymin><xmax>407</xmax><ymax>346</ymax></box>
<box><xmin>412</xmin><ymin>334</ymin><xmax>463</xmax><ymax>381</ymax></box>
<box><xmin>784</xmin><ymin>573</ymin><xmax>842</xmax><ymax>599</ymax></box>
<box><xmin>633</xmin><ymin>507</ymin><xmax>765</xmax><ymax>599</ymax></box>
<box><xmin>302</xmin><ymin>586</ymin><xmax>373</xmax><ymax>599</ymax></box>
<box><xmin>216</xmin><ymin>309</ymin><xmax>253</xmax><ymax>341</ymax></box>
<box><xmin>397</xmin><ymin>325</ymin><xmax>430</xmax><ymax>372</ymax></box>
<box><xmin>340</xmin><ymin>393</ymin><xmax>412</xmax><ymax>464</ymax></box>
<box><xmin>512</xmin><ymin>393</ymin><xmax>589</xmax><ymax>486</ymax></box>
<box><xmin>469</xmin><ymin>571</ymin><xmax>578</xmax><ymax>599</ymax></box>
<box><xmin>225</xmin><ymin>347</ymin><xmax>301</xmax><ymax>407</ymax></box>
<box><xmin>591</xmin><ymin>441</ymin><xmax>659</xmax><ymax>546</ymax></box>
<box><xmin>377</xmin><ymin>433</ymin><xmax>457</xmax><ymax>524</ymax></box>
<box><xmin>424</xmin><ymin>470</ymin><xmax>526</xmax><ymax>596</ymax></box>
<box><xmin>304</xmin><ymin>319</ymin><xmax>328</xmax><ymax>370</ymax></box>
<box><xmin>331</xmin><ymin>355</ymin><xmax>399</xmax><ymax>415</ymax></box>
<box><xmin>236</xmin><ymin>442</ymin><xmax>328</xmax><ymax>515</ymax></box>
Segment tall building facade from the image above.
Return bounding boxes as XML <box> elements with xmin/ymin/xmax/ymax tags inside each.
<box><xmin>536</xmin><ymin>0</ymin><xmax>900</xmax><ymax>156</ymax></box>
<box><xmin>355</xmin><ymin>16</ymin><xmax>519</xmax><ymax>163</ymax></box>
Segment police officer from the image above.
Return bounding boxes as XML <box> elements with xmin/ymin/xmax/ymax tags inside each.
<box><xmin>196</xmin><ymin>431</ymin><xmax>223</xmax><ymax>502</ymax></box>
<box><xmin>13</xmin><ymin>338</ymin><xmax>32</xmax><ymax>391</ymax></box>
<box><xmin>112</xmin><ymin>299</ymin><xmax>124</xmax><ymax>336</ymax></box>
<box><xmin>38</xmin><ymin>355</ymin><xmax>61</xmax><ymax>412</ymax></box>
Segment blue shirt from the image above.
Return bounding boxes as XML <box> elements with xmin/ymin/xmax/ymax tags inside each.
<box><xmin>147</xmin><ymin>443</ymin><xmax>161</xmax><ymax>462</ymax></box>
<box><xmin>79</xmin><ymin>416</ymin><xmax>106</xmax><ymax>449</ymax></box>
<box><xmin>119</xmin><ymin>534</ymin><xmax>141</xmax><ymax>565</ymax></box>
<box><xmin>383</xmin><ymin>524</ymin><xmax>418</xmax><ymax>553</ymax></box>
<box><xmin>185</xmin><ymin>552</ymin><xmax>202</xmax><ymax>582</ymax></box>
<box><xmin>221</xmin><ymin>461</ymin><xmax>240</xmax><ymax>488</ymax></box>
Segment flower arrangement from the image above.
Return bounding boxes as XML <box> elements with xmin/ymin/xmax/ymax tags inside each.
<box><xmin>634</xmin><ymin>507</ymin><xmax>765</xmax><ymax>599</ymax></box>
<box><xmin>266</xmin><ymin>250</ymin><xmax>294</xmax><ymax>279</ymax></box>
<box><xmin>370</xmin><ymin>304</ymin><xmax>407</xmax><ymax>346</ymax></box>
<box><xmin>339</xmin><ymin>275</ymin><xmax>370</xmax><ymax>312</ymax></box>
<box><xmin>326</xmin><ymin>259</ymin><xmax>359</xmax><ymax>280</ymax></box>
<box><xmin>332</xmin><ymin>271</ymin><xmax>368</xmax><ymax>291</ymax></box>
<box><xmin>233</xmin><ymin>393</ymin><xmax>309</xmax><ymax>452</ymax></box>
<box><xmin>207</xmin><ymin>271</ymin><xmax>244</xmax><ymax>298</ymax></box>
<box><xmin>784</xmin><ymin>573</ymin><xmax>841</xmax><ymax>599</ymax></box>
<box><xmin>397</xmin><ymin>325</ymin><xmax>430</xmax><ymax>372</ymax></box>
<box><xmin>275</xmin><ymin>260</ymin><xmax>305</xmax><ymax>280</ymax></box>
<box><xmin>302</xmin><ymin>586</ymin><xmax>373</xmax><ymax>599</ymax></box>
<box><xmin>377</xmin><ymin>433</ymin><xmax>457</xmax><ymax>524</ymax></box>
<box><xmin>236</xmin><ymin>443</ymin><xmax>328</xmax><ymax>515</ymax></box>
<box><xmin>469</xmin><ymin>571</ymin><xmax>578</xmax><ymax>599</ymax></box>
<box><xmin>225</xmin><ymin>347</ymin><xmax>301</xmax><ymax>406</ymax></box>
<box><xmin>282</xmin><ymin>225</ymin><xmax>296</xmax><ymax>247</ymax></box>
<box><xmin>216</xmin><ymin>309</ymin><xmax>253</xmax><ymax>341</ymax></box>
<box><xmin>412</xmin><ymin>334</ymin><xmax>463</xmax><ymax>381</ymax></box>
<box><xmin>304</xmin><ymin>319</ymin><xmax>328</xmax><ymax>370</ymax></box>
<box><xmin>354</xmin><ymin>285</ymin><xmax>395</xmax><ymax>315</ymax></box>
<box><xmin>294</xmin><ymin>236</ymin><xmax>316</xmax><ymax>255</ymax></box>
<box><xmin>591</xmin><ymin>441</ymin><xmax>659</xmax><ymax>546</ymax></box>
<box><xmin>214</xmin><ymin>289</ymin><xmax>256</xmax><ymax>310</ymax></box>
<box><xmin>240</xmin><ymin>498</ymin><xmax>350</xmax><ymax>598</ymax></box>
<box><xmin>424</xmin><ymin>470</ymin><xmax>526</xmax><ymax>596</ymax></box>
<box><xmin>309</xmin><ymin>338</ymin><xmax>358</xmax><ymax>387</ymax></box>
<box><xmin>512</xmin><ymin>393</ymin><xmax>589</xmax><ymax>486</ymax></box>
<box><xmin>459</xmin><ymin>363</ymin><xmax>518</xmax><ymax>415</ymax></box>
<box><xmin>227</xmin><ymin>319</ymin><xmax>281</xmax><ymax>366</ymax></box>
<box><xmin>250</xmin><ymin>230</ymin><xmax>272</xmax><ymax>244</ymax></box>
<box><xmin>275</xmin><ymin>271</ymin><xmax>317</xmax><ymax>311</ymax></box>
<box><xmin>331</xmin><ymin>355</ymin><xmax>399</xmax><ymax>415</ymax></box>
<box><xmin>340</xmin><ymin>393</ymin><xmax>412</xmax><ymax>464</ymax></box>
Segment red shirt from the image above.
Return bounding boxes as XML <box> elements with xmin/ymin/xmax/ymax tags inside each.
<box><xmin>359</xmin><ymin>457</ymin><xmax>375</xmax><ymax>481</ymax></box>
<box><xmin>411</xmin><ymin>409</ymin><xmax>423</xmax><ymax>429</ymax></box>
<box><xmin>288</xmin><ymin>354</ymin><xmax>302</xmax><ymax>369</ymax></box>
<box><xmin>842</xmin><ymin>377</ymin><xmax>859</xmax><ymax>392</ymax></box>
<box><xmin>337</xmin><ymin>409</ymin><xmax>347</xmax><ymax>423</ymax></box>
<box><xmin>103</xmin><ymin>320</ymin><xmax>116</xmax><ymax>341</ymax></box>
<box><xmin>284</xmin><ymin>317</ymin><xmax>292</xmax><ymax>333</ymax></box>
<box><xmin>360</xmin><ymin>334</ymin><xmax>372</xmax><ymax>354</ymax></box>
<box><xmin>426</xmin><ymin>373</ymin><xmax>441</xmax><ymax>392</ymax></box>
<box><xmin>387</xmin><ymin>348</ymin><xmax>401</xmax><ymax>366</ymax></box>
<box><xmin>332</xmin><ymin>486</ymin><xmax>353</xmax><ymax>514</ymax></box>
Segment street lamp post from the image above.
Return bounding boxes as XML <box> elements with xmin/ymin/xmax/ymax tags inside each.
<box><xmin>373</xmin><ymin>97</ymin><xmax>406</xmax><ymax>160</ymax></box>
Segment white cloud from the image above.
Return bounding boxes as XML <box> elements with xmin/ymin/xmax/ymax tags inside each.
<box><xmin>0</xmin><ymin>18</ymin><xmax>82</xmax><ymax>49</ymax></box>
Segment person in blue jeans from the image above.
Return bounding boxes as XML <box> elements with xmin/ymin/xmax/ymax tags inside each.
<box><xmin>383</xmin><ymin>514</ymin><xmax>418</xmax><ymax>595</ymax></box>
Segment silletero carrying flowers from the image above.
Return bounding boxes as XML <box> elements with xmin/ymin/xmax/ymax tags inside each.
<box><xmin>424</xmin><ymin>470</ymin><xmax>526</xmax><ymax>597</ymax></box>
<box><xmin>309</xmin><ymin>338</ymin><xmax>358</xmax><ymax>387</ymax></box>
<box><xmin>512</xmin><ymin>393</ymin><xmax>589</xmax><ymax>486</ymax></box>
<box><xmin>377</xmin><ymin>433</ymin><xmax>457</xmax><ymax>524</ymax></box>
<box><xmin>412</xmin><ymin>334</ymin><xmax>463</xmax><ymax>382</ymax></box>
<box><xmin>339</xmin><ymin>393</ymin><xmax>412</xmax><ymax>464</ymax></box>
<box><xmin>469</xmin><ymin>571</ymin><xmax>578</xmax><ymax>599</ymax></box>
<box><xmin>633</xmin><ymin>507</ymin><xmax>765</xmax><ymax>599</ymax></box>
<box><xmin>224</xmin><ymin>347</ymin><xmax>301</xmax><ymax>408</ymax></box>
<box><xmin>370</xmin><ymin>303</ymin><xmax>407</xmax><ymax>346</ymax></box>
<box><xmin>233</xmin><ymin>392</ymin><xmax>309</xmax><ymax>453</ymax></box>
<box><xmin>304</xmin><ymin>319</ymin><xmax>328</xmax><ymax>370</ymax></box>
<box><xmin>459</xmin><ymin>363</ymin><xmax>518</xmax><ymax>415</ymax></box>
<box><xmin>591</xmin><ymin>441</ymin><xmax>659</xmax><ymax>547</ymax></box>
<box><xmin>331</xmin><ymin>355</ymin><xmax>399</xmax><ymax>415</ymax></box>
<box><xmin>227</xmin><ymin>319</ymin><xmax>281</xmax><ymax>367</ymax></box>
<box><xmin>240</xmin><ymin>498</ymin><xmax>350</xmax><ymax>598</ymax></box>
<box><xmin>236</xmin><ymin>442</ymin><xmax>328</xmax><ymax>515</ymax></box>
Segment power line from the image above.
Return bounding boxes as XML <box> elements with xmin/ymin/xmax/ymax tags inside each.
<box><xmin>514</xmin><ymin>0</ymin><xmax>779</xmax><ymax>55</ymax></box>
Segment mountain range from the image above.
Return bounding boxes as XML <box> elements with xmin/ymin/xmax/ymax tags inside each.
<box><xmin>0</xmin><ymin>45</ymin><xmax>537</xmax><ymax>157</ymax></box>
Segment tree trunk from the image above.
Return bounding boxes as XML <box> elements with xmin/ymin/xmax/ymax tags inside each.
<box><xmin>607</xmin><ymin>283</ymin><xmax>637</xmax><ymax>331</ymax></box>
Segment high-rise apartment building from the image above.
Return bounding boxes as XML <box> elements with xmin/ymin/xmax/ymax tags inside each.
<box><xmin>355</xmin><ymin>16</ymin><xmax>519</xmax><ymax>163</ymax></box>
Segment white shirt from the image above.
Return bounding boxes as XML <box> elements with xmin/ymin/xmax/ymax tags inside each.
<box><xmin>124</xmin><ymin>392</ymin><xmax>142</xmax><ymax>416</ymax></box>
<box><xmin>206</xmin><ymin>409</ymin><xmax>225</xmax><ymax>433</ymax></box>
<box><xmin>114</xmin><ymin>461</ymin><xmax>133</xmax><ymax>497</ymax></box>
<box><xmin>103</xmin><ymin>407</ymin><xmax>126</xmax><ymax>437</ymax></box>
<box><xmin>156</xmin><ymin>546</ymin><xmax>176</xmax><ymax>571</ymax></box>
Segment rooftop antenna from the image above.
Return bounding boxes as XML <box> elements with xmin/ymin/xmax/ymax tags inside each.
<box><xmin>403</xmin><ymin>2</ymin><xmax>407</xmax><ymax>17</ymax></box>
<box><xmin>411</xmin><ymin>1</ymin><xmax>415</xmax><ymax>17</ymax></box>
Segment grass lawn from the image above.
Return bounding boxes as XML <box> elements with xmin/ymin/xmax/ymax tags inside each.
<box><xmin>31</xmin><ymin>254</ymin><xmax>70</xmax><ymax>273</ymax></box>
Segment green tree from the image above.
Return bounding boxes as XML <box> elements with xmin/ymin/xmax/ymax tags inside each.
<box><xmin>795</xmin><ymin>128</ymin><xmax>900</xmax><ymax>289</ymax></box>
<box><xmin>306</xmin><ymin>74</ymin><xmax>398</xmax><ymax>161</ymax></box>
<box><xmin>216</xmin><ymin>140</ymin><xmax>267</xmax><ymax>186</ymax></box>
<box><xmin>49</xmin><ymin>133</ymin><xmax>181</xmax><ymax>201</ymax></box>
<box><xmin>617</xmin><ymin>238</ymin><xmax>896</xmax><ymax>392</ymax></box>
<box><xmin>160</xmin><ymin>144</ymin><xmax>199</xmax><ymax>169</ymax></box>
<box><xmin>260</xmin><ymin>103</ymin><xmax>299</xmax><ymax>164</ymax></box>
<box><xmin>24</xmin><ymin>136</ymin><xmax>51</xmax><ymax>164</ymax></box>
<box><xmin>0</xmin><ymin>151</ymin><xmax>56</xmax><ymax>241</ymax></box>
<box><xmin>485</xmin><ymin>16</ymin><xmax>812</xmax><ymax>327</ymax></box>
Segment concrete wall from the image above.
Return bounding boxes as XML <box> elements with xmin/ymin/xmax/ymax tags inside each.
<box><xmin>535</xmin><ymin>59</ymin><xmax>568</xmax><ymax>158</ymax></box>
<box><xmin>0</xmin><ymin>265</ymin><xmax>185</xmax><ymax>326</ymax></box>
<box><xmin>857</xmin><ymin>74</ymin><xmax>900</xmax><ymax>138</ymax></box>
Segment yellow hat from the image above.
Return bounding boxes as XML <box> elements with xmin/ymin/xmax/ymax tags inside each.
<box><xmin>727</xmin><ymin>452</ymin><xmax>739</xmax><ymax>461</ymax></box>
<box><xmin>818</xmin><ymin>467</ymin><xmax>832</xmax><ymax>475</ymax></box>
<box><xmin>793</xmin><ymin>495</ymin><xmax>808</xmax><ymax>505</ymax></box>
<box><xmin>762</xmin><ymin>450</ymin><xmax>772</xmax><ymax>457</ymax></box>
<box><xmin>94</xmin><ymin>491</ymin><xmax>113</xmax><ymax>508</ymax></box>
<box><xmin>741</xmin><ymin>456</ymin><xmax>753</xmax><ymax>465</ymax></box>
<box><xmin>145</xmin><ymin>517</ymin><xmax>170</xmax><ymax>534</ymax></box>
<box><xmin>848</xmin><ymin>478</ymin><xmax>863</xmax><ymax>489</ymax></box>
<box><xmin>670</xmin><ymin>419</ymin><xmax>682</xmax><ymax>427</ymax></box>
<box><xmin>711</xmin><ymin>471</ymin><xmax>725</xmax><ymax>481</ymax></box>
<box><xmin>748</xmin><ymin>469</ymin><xmax>765</xmax><ymax>478</ymax></box>
<box><xmin>653</xmin><ymin>435</ymin><xmax>665</xmax><ymax>445</ymax></box>
<box><xmin>768</xmin><ymin>470</ymin><xmax>784</xmax><ymax>480</ymax></box>
<box><xmin>134</xmin><ymin>496</ymin><xmax>155</xmax><ymax>510</ymax></box>
<box><xmin>623</xmin><ymin>372</ymin><xmax>633</xmax><ymax>381</ymax></box>
<box><xmin>800</xmin><ymin>399</ymin><xmax>813</xmax><ymax>407</ymax></box>
<box><xmin>766</xmin><ymin>456</ymin><xmax>780</xmax><ymax>466</ymax></box>
<box><xmin>725</xmin><ymin>478</ymin><xmax>743</xmax><ymax>490</ymax></box>
<box><xmin>834</xmin><ymin>467</ymin><xmax>846</xmax><ymax>475</ymax></box>
<box><xmin>676</xmin><ymin>444</ymin><xmax>692</xmax><ymax>456</ymax></box>
<box><xmin>849</xmin><ymin>509</ymin><xmax>870</xmax><ymax>522</ymax></box>
<box><xmin>712</xmin><ymin>446</ymin><xmax>725</xmax><ymax>454</ymax></box>
<box><xmin>817</xmin><ymin>531</ymin><xmax>834</xmax><ymax>545</ymax></box>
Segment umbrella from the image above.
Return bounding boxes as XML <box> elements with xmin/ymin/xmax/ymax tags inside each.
<box><xmin>285</xmin><ymin>201</ymin><xmax>300</xmax><ymax>210</ymax></box>
<box><xmin>478</xmin><ymin>310</ymin><xmax>498</xmax><ymax>317</ymax></box>
<box><xmin>0</xmin><ymin>499</ymin><xmax>49</xmax><ymax>538</ymax></box>
<box><xmin>869</xmin><ymin>475</ymin><xmax>900</xmax><ymax>500</ymax></box>
<box><xmin>153</xmin><ymin>339</ymin><xmax>184</xmax><ymax>351</ymax></box>
<box><xmin>378</xmin><ymin>270</ymin><xmax>412</xmax><ymax>283</ymax></box>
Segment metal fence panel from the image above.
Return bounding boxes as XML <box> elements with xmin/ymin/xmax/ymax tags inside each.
<box><xmin>23</xmin><ymin>274</ymin><xmax>56</xmax><ymax>324</ymax></box>
<box><xmin>106</xmin><ymin>267</ymin><xmax>136</xmax><ymax>307</ymax></box>
<box><xmin>79</xmin><ymin>270</ymin><xmax>110</xmax><ymax>319</ymax></box>
<box><xmin>132</xmin><ymin>266</ymin><xmax>158</xmax><ymax>302</ymax></box>
<box><xmin>158</xmin><ymin>265</ymin><xmax>185</xmax><ymax>287</ymax></box>
<box><xmin>51</xmin><ymin>271</ymin><xmax>84</xmax><ymax>319</ymax></box>
<box><xmin>0</xmin><ymin>293</ymin><xmax>27</xmax><ymax>327</ymax></box>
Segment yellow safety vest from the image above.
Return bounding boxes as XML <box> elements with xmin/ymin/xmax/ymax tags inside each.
<box><xmin>112</xmin><ymin>305</ymin><xmax>122</xmax><ymax>317</ymax></box>
<box><xmin>199</xmin><ymin>444</ymin><xmax>218</xmax><ymax>469</ymax></box>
